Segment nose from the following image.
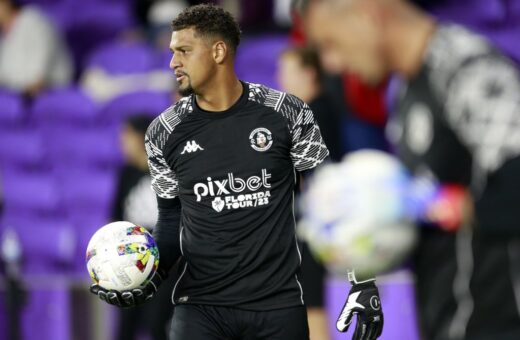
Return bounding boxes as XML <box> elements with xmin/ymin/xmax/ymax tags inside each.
<box><xmin>170</xmin><ymin>53</ymin><xmax>181</xmax><ymax>70</ymax></box>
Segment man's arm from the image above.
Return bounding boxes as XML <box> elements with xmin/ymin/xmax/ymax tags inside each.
<box><xmin>443</xmin><ymin>53</ymin><xmax>520</xmax><ymax>235</ymax></box>
<box><xmin>153</xmin><ymin>196</ymin><xmax>182</xmax><ymax>277</ymax></box>
<box><xmin>290</xmin><ymin>97</ymin><xmax>383</xmax><ymax>339</ymax></box>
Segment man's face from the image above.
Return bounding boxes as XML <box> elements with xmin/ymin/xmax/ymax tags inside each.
<box><xmin>305</xmin><ymin>0</ymin><xmax>388</xmax><ymax>84</ymax></box>
<box><xmin>169</xmin><ymin>28</ymin><xmax>216</xmax><ymax>96</ymax></box>
<box><xmin>257</xmin><ymin>133</ymin><xmax>266</xmax><ymax>146</ymax></box>
<box><xmin>277</xmin><ymin>52</ymin><xmax>315</xmax><ymax>100</ymax></box>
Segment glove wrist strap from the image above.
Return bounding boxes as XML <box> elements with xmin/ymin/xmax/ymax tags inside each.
<box><xmin>348</xmin><ymin>270</ymin><xmax>376</xmax><ymax>285</ymax></box>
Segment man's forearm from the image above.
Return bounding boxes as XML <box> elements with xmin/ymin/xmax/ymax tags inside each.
<box><xmin>153</xmin><ymin>196</ymin><xmax>183</xmax><ymax>276</ymax></box>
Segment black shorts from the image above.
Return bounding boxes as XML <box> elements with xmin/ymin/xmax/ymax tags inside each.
<box><xmin>169</xmin><ymin>304</ymin><xmax>309</xmax><ymax>340</ymax></box>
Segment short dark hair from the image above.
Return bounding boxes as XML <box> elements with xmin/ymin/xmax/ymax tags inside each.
<box><xmin>172</xmin><ymin>4</ymin><xmax>241</xmax><ymax>54</ymax></box>
<box><xmin>281</xmin><ymin>46</ymin><xmax>324</xmax><ymax>85</ymax></box>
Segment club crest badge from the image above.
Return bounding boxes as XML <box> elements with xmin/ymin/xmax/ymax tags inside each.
<box><xmin>249</xmin><ymin>127</ymin><xmax>273</xmax><ymax>152</ymax></box>
<box><xmin>212</xmin><ymin>197</ymin><xmax>225</xmax><ymax>212</ymax></box>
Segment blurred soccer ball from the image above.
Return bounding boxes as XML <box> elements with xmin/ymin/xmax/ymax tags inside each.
<box><xmin>86</xmin><ymin>221</ymin><xmax>159</xmax><ymax>291</ymax></box>
<box><xmin>299</xmin><ymin>150</ymin><xmax>418</xmax><ymax>277</ymax></box>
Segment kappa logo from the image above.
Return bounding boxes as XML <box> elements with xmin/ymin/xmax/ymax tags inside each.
<box><xmin>181</xmin><ymin>140</ymin><xmax>204</xmax><ymax>154</ymax></box>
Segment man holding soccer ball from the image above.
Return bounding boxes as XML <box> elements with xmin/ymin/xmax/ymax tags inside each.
<box><xmin>299</xmin><ymin>0</ymin><xmax>520</xmax><ymax>339</ymax></box>
<box><xmin>91</xmin><ymin>4</ymin><xmax>384</xmax><ymax>340</ymax></box>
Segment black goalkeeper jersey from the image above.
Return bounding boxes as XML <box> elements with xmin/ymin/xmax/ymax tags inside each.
<box><xmin>389</xmin><ymin>25</ymin><xmax>520</xmax><ymax>340</ymax></box>
<box><xmin>145</xmin><ymin>81</ymin><xmax>329</xmax><ymax>310</ymax></box>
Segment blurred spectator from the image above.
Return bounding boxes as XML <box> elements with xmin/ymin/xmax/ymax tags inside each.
<box><xmin>0</xmin><ymin>0</ymin><xmax>72</xmax><ymax>97</ymax></box>
<box><xmin>278</xmin><ymin>46</ymin><xmax>343</xmax><ymax>161</ymax></box>
<box><xmin>277</xmin><ymin>46</ymin><xmax>346</xmax><ymax>340</ymax></box>
<box><xmin>112</xmin><ymin>114</ymin><xmax>174</xmax><ymax>340</ymax></box>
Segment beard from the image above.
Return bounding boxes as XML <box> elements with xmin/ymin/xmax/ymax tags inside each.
<box><xmin>177</xmin><ymin>75</ymin><xmax>194</xmax><ymax>97</ymax></box>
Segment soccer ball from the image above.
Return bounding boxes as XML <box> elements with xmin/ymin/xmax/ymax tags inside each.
<box><xmin>86</xmin><ymin>221</ymin><xmax>159</xmax><ymax>291</ymax></box>
<box><xmin>299</xmin><ymin>150</ymin><xmax>418</xmax><ymax>278</ymax></box>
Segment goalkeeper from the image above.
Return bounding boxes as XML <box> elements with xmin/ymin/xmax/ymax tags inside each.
<box><xmin>91</xmin><ymin>3</ymin><xmax>384</xmax><ymax>340</ymax></box>
<box><xmin>302</xmin><ymin>0</ymin><xmax>520</xmax><ymax>339</ymax></box>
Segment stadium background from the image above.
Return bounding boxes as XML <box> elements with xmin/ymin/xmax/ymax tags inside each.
<box><xmin>0</xmin><ymin>0</ymin><xmax>519</xmax><ymax>339</ymax></box>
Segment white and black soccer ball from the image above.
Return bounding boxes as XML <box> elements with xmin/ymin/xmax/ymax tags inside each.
<box><xmin>299</xmin><ymin>150</ymin><xmax>418</xmax><ymax>277</ymax></box>
<box><xmin>86</xmin><ymin>221</ymin><xmax>159</xmax><ymax>291</ymax></box>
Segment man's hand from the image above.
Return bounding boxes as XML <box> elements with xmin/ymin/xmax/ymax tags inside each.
<box><xmin>89</xmin><ymin>271</ymin><xmax>163</xmax><ymax>308</ymax></box>
<box><xmin>337</xmin><ymin>273</ymin><xmax>383</xmax><ymax>340</ymax></box>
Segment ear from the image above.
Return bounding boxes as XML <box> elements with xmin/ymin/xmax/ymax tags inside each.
<box><xmin>213</xmin><ymin>41</ymin><xmax>228</xmax><ymax>64</ymax></box>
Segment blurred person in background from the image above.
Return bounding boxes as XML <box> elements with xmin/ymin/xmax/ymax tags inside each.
<box><xmin>302</xmin><ymin>0</ymin><xmax>520</xmax><ymax>339</ymax></box>
<box><xmin>0</xmin><ymin>0</ymin><xmax>72</xmax><ymax>97</ymax></box>
<box><xmin>277</xmin><ymin>46</ymin><xmax>345</xmax><ymax>340</ymax></box>
<box><xmin>112</xmin><ymin>114</ymin><xmax>175</xmax><ymax>340</ymax></box>
<box><xmin>91</xmin><ymin>4</ymin><xmax>383</xmax><ymax>340</ymax></box>
<box><xmin>278</xmin><ymin>46</ymin><xmax>343</xmax><ymax>162</ymax></box>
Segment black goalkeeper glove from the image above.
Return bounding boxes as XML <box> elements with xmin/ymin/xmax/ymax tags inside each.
<box><xmin>336</xmin><ymin>272</ymin><xmax>384</xmax><ymax>340</ymax></box>
<box><xmin>89</xmin><ymin>271</ymin><xmax>164</xmax><ymax>308</ymax></box>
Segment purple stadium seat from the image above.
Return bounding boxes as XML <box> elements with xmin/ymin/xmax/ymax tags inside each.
<box><xmin>0</xmin><ymin>89</ymin><xmax>24</xmax><ymax>126</ymax></box>
<box><xmin>69</xmin><ymin>211</ymin><xmax>112</xmax><ymax>273</ymax></box>
<box><xmin>0</xmin><ymin>218</ymin><xmax>76</xmax><ymax>272</ymax></box>
<box><xmin>0</xmin><ymin>128</ymin><xmax>46</xmax><ymax>168</ymax></box>
<box><xmin>86</xmin><ymin>42</ymin><xmax>157</xmax><ymax>75</ymax></box>
<box><xmin>30</xmin><ymin>87</ymin><xmax>98</xmax><ymax>126</ymax></box>
<box><xmin>57</xmin><ymin>168</ymin><xmax>117</xmax><ymax>216</ymax></box>
<box><xmin>100</xmin><ymin>90</ymin><xmax>171</xmax><ymax>123</ymax></box>
<box><xmin>2</xmin><ymin>170</ymin><xmax>61</xmax><ymax>216</ymax></box>
<box><xmin>45</xmin><ymin>2</ymin><xmax>134</xmax><ymax>71</ymax></box>
<box><xmin>46</xmin><ymin>126</ymin><xmax>122</xmax><ymax>167</ymax></box>
<box><xmin>235</xmin><ymin>35</ymin><xmax>288</xmax><ymax>89</ymax></box>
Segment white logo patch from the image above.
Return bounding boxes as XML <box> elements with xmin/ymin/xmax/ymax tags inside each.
<box><xmin>181</xmin><ymin>140</ymin><xmax>204</xmax><ymax>154</ymax></box>
<box><xmin>249</xmin><ymin>128</ymin><xmax>273</xmax><ymax>152</ymax></box>
<box><xmin>211</xmin><ymin>197</ymin><xmax>225</xmax><ymax>212</ymax></box>
<box><xmin>370</xmin><ymin>296</ymin><xmax>381</xmax><ymax>310</ymax></box>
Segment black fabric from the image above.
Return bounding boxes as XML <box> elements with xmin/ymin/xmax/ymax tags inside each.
<box><xmin>153</xmin><ymin>196</ymin><xmax>182</xmax><ymax>275</ymax></box>
<box><xmin>475</xmin><ymin>156</ymin><xmax>520</xmax><ymax>236</ymax></box>
<box><xmin>298</xmin><ymin>241</ymin><xmax>325</xmax><ymax>308</ymax></box>
<box><xmin>309</xmin><ymin>93</ymin><xmax>343</xmax><ymax>162</ymax></box>
<box><xmin>117</xmin><ymin>277</ymin><xmax>176</xmax><ymax>340</ymax></box>
<box><xmin>169</xmin><ymin>304</ymin><xmax>309</xmax><ymax>340</ymax></box>
<box><xmin>145</xmin><ymin>81</ymin><xmax>328</xmax><ymax>311</ymax></box>
<box><xmin>392</xmin><ymin>24</ymin><xmax>520</xmax><ymax>339</ymax></box>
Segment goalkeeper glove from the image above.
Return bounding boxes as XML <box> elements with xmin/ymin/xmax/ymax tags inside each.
<box><xmin>89</xmin><ymin>270</ymin><xmax>164</xmax><ymax>308</ymax></box>
<box><xmin>337</xmin><ymin>271</ymin><xmax>384</xmax><ymax>340</ymax></box>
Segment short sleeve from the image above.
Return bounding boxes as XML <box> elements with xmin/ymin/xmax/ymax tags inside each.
<box><xmin>289</xmin><ymin>100</ymin><xmax>330</xmax><ymax>171</ymax></box>
<box><xmin>145</xmin><ymin>121</ymin><xmax>179</xmax><ymax>199</ymax></box>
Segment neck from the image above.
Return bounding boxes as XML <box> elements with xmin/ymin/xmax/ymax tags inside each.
<box><xmin>383</xmin><ymin>3</ymin><xmax>436</xmax><ymax>79</ymax></box>
<box><xmin>195</xmin><ymin>68</ymin><xmax>243</xmax><ymax>112</ymax></box>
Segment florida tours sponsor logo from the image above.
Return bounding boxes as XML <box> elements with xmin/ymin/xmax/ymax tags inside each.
<box><xmin>194</xmin><ymin>169</ymin><xmax>272</xmax><ymax>212</ymax></box>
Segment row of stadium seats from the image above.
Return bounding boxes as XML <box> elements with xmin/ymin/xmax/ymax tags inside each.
<box><xmin>0</xmin><ymin>86</ymin><xmax>171</xmax><ymax>274</ymax></box>
<box><xmin>0</xmin><ymin>88</ymin><xmax>170</xmax><ymax>127</ymax></box>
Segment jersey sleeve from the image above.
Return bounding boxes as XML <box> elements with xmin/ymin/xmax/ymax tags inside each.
<box><xmin>145</xmin><ymin>118</ymin><xmax>179</xmax><ymax>199</ymax></box>
<box><xmin>289</xmin><ymin>97</ymin><xmax>330</xmax><ymax>171</ymax></box>
<box><xmin>444</xmin><ymin>54</ymin><xmax>520</xmax><ymax>176</ymax></box>
<box><xmin>443</xmin><ymin>54</ymin><xmax>520</xmax><ymax>235</ymax></box>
